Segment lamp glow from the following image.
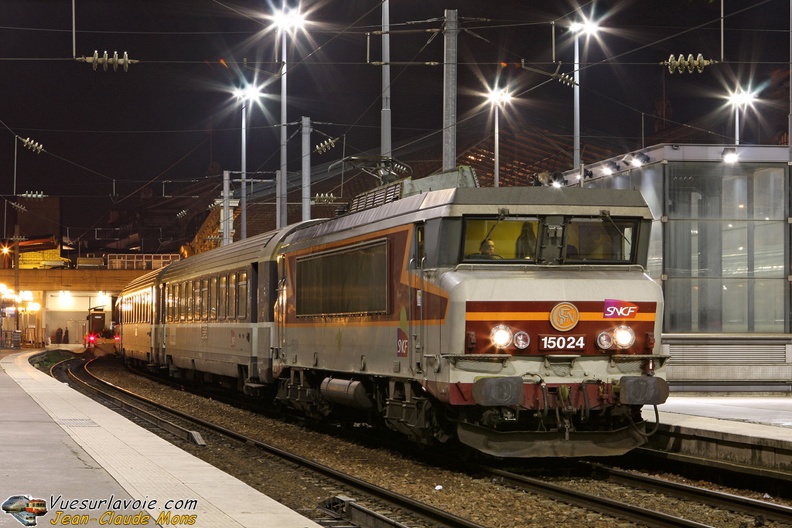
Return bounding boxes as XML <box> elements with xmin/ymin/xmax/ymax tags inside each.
<box><xmin>722</xmin><ymin>147</ymin><xmax>738</xmax><ymax>164</ymax></box>
<box><xmin>485</xmin><ymin>86</ymin><xmax>513</xmax><ymax>188</ymax></box>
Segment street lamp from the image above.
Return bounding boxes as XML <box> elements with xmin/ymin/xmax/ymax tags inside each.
<box><xmin>570</xmin><ymin>18</ymin><xmax>598</xmax><ymax>172</ymax></box>
<box><xmin>233</xmin><ymin>84</ymin><xmax>262</xmax><ymax>240</ymax></box>
<box><xmin>729</xmin><ymin>88</ymin><xmax>756</xmax><ymax>145</ymax></box>
<box><xmin>273</xmin><ymin>5</ymin><xmax>305</xmax><ymax>229</ymax></box>
<box><xmin>486</xmin><ymin>87</ymin><xmax>512</xmax><ymax>188</ymax></box>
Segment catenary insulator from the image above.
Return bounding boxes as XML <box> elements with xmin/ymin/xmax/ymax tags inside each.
<box><xmin>664</xmin><ymin>53</ymin><xmax>715</xmax><ymax>74</ymax></box>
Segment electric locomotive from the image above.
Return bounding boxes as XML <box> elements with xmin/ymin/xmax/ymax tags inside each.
<box><xmin>118</xmin><ymin>174</ymin><xmax>668</xmax><ymax>458</ymax></box>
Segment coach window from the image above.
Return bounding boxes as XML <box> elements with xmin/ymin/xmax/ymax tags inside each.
<box><xmin>178</xmin><ymin>283</ymin><xmax>186</xmax><ymax>321</ymax></box>
<box><xmin>219</xmin><ymin>275</ymin><xmax>227</xmax><ymax>319</ymax></box>
<box><xmin>238</xmin><ymin>271</ymin><xmax>247</xmax><ymax>319</ymax></box>
<box><xmin>165</xmin><ymin>285</ymin><xmax>171</xmax><ymax>322</ymax></box>
<box><xmin>171</xmin><ymin>285</ymin><xmax>177</xmax><ymax>322</ymax></box>
<box><xmin>199</xmin><ymin>278</ymin><xmax>208</xmax><ymax>321</ymax></box>
<box><xmin>175</xmin><ymin>284</ymin><xmax>182</xmax><ymax>321</ymax></box>
<box><xmin>194</xmin><ymin>280</ymin><xmax>201</xmax><ymax>320</ymax></box>
<box><xmin>209</xmin><ymin>277</ymin><xmax>217</xmax><ymax>320</ymax></box>
<box><xmin>228</xmin><ymin>273</ymin><xmax>237</xmax><ymax>319</ymax></box>
<box><xmin>191</xmin><ymin>280</ymin><xmax>200</xmax><ymax>320</ymax></box>
<box><xmin>138</xmin><ymin>294</ymin><xmax>143</xmax><ymax>323</ymax></box>
<box><xmin>185</xmin><ymin>281</ymin><xmax>193</xmax><ymax>321</ymax></box>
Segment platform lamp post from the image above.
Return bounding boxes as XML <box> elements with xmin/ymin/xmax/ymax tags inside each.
<box><xmin>569</xmin><ymin>18</ymin><xmax>599</xmax><ymax>173</ymax></box>
<box><xmin>272</xmin><ymin>5</ymin><xmax>305</xmax><ymax>229</ymax></box>
<box><xmin>486</xmin><ymin>87</ymin><xmax>512</xmax><ymax>188</ymax></box>
<box><xmin>0</xmin><ymin>283</ymin><xmax>9</xmax><ymax>345</ymax></box>
<box><xmin>729</xmin><ymin>88</ymin><xmax>756</xmax><ymax>145</ymax></box>
<box><xmin>8</xmin><ymin>136</ymin><xmax>42</xmax><ymax>346</ymax></box>
<box><xmin>233</xmin><ymin>84</ymin><xmax>263</xmax><ymax>240</ymax></box>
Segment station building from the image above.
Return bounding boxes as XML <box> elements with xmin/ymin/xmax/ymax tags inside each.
<box><xmin>564</xmin><ymin>143</ymin><xmax>791</xmax><ymax>390</ymax></box>
<box><xmin>0</xmin><ymin>255</ymin><xmax>174</xmax><ymax>347</ymax></box>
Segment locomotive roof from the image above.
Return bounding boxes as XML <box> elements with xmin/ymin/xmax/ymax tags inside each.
<box><xmin>442</xmin><ymin>186</ymin><xmax>650</xmax><ymax>211</ymax></box>
<box><xmin>285</xmin><ymin>186</ymin><xmax>652</xmax><ymax>247</ymax></box>
<box><xmin>121</xmin><ymin>186</ymin><xmax>652</xmax><ymax>292</ymax></box>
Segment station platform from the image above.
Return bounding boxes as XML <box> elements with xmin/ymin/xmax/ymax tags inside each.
<box><xmin>641</xmin><ymin>394</ymin><xmax>792</xmax><ymax>474</ymax></box>
<box><xmin>0</xmin><ymin>349</ymin><xmax>320</xmax><ymax>528</ymax></box>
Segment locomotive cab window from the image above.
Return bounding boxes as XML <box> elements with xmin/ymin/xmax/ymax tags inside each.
<box><xmin>564</xmin><ymin>217</ymin><xmax>638</xmax><ymax>263</ymax></box>
<box><xmin>463</xmin><ymin>218</ymin><xmax>540</xmax><ymax>261</ymax></box>
<box><xmin>463</xmin><ymin>215</ymin><xmax>641</xmax><ymax>265</ymax></box>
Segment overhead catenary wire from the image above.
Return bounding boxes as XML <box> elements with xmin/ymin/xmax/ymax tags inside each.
<box><xmin>0</xmin><ymin>0</ymin><xmax>784</xmax><ymax>243</ymax></box>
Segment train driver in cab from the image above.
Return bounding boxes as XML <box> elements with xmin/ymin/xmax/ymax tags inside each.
<box><xmin>515</xmin><ymin>222</ymin><xmax>537</xmax><ymax>259</ymax></box>
<box><xmin>472</xmin><ymin>239</ymin><xmax>503</xmax><ymax>259</ymax></box>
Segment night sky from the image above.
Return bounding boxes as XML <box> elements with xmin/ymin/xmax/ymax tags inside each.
<box><xmin>1</xmin><ymin>0</ymin><xmax>789</xmax><ymax>242</ymax></box>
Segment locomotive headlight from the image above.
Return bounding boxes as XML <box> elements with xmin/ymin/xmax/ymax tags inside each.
<box><xmin>613</xmin><ymin>325</ymin><xmax>636</xmax><ymax>349</ymax></box>
<box><xmin>513</xmin><ymin>331</ymin><xmax>530</xmax><ymax>350</ymax></box>
<box><xmin>490</xmin><ymin>325</ymin><xmax>513</xmax><ymax>349</ymax></box>
<box><xmin>596</xmin><ymin>331</ymin><xmax>614</xmax><ymax>349</ymax></box>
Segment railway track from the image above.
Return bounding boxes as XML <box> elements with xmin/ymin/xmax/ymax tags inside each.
<box><xmin>53</xmin><ymin>355</ymin><xmax>486</xmax><ymax>528</ymax></box>
<box><xmin>57</xmin><ymin>353</ymin><xmax>792</xmax><ymax>528</ymax></box>
<box><xmin>487</xmin><ymin>462</ymin><xmax>792</xmax><ymax>528</ymax></box>
<box><xmin>586</xmin><ymin>462</ymin><xmax>792</xmax><ymax>524</ymax></box>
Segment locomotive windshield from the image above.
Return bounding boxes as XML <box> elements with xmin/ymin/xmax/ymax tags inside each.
<box><xmin>462</xmin><ymin>214</ymin><xmax>640</xmax><ymax>264</ymax></box>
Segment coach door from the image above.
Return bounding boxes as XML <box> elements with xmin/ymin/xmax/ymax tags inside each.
<box><xmin>274</xmin><ymin>254</ymin><xmax>287</xmax><ymax>369</ymax></box>
<box><xmin>408</xmin><ymin>223</ymin><xmax>426</xmax><ymax>375</ymax></box>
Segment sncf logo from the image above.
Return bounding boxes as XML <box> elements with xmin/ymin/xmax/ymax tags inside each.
<box><xmin>604</xmin><ymin>299</ymin><xmax>639</xmax><ymax>319</ymax></box>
